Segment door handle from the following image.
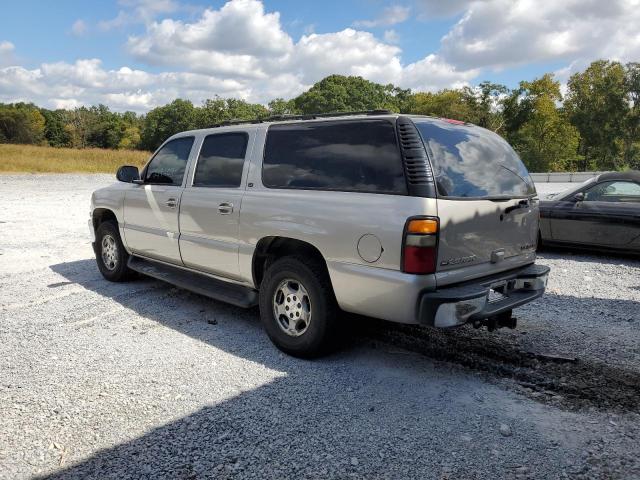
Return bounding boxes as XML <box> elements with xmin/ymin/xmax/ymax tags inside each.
<box><xmin>165</xmin><ymin>198</ymin><xmax>177</xmax><ymax>209</ymax></box>
<box><xmin>218</xmin><ymin>202</ymin><xmax>234</xmax><ymax>215</ymax></box>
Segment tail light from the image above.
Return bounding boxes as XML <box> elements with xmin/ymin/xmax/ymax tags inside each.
<box><xmin>402</xmin><ymin>218</ymin><xmax>438</xmax><ymax>274</ymax></box>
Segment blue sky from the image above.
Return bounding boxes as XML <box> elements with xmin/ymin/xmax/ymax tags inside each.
<box><xmin>0</xmin><ymin>0</ymin><xmax>637</xmax><ymax>112</ymax></box>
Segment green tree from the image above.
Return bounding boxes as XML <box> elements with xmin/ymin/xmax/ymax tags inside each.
<box><xmin>196</xmin><ymin>97</ymin><xmax>269</xmax><ymax>128</ymax></box>
<box><xmin>41</xmin><ymin>109</ymin><xmax>71</xmax><ymax>147</ymax></box>
<box><xmin>293</xmin><ymin>75</ymin><xmax>409</xmax><ymax>114</ymax></box>
<box><xmin>623</xmin><ymin>62</ymin><xmax>640</xmax><ymax>169</ymax></box>
<box><xmin>404</xmin><ymin>82</ymin><xmax>507</xmax><ymax>132</ymax></box>
<box><xmin>564</xmin><ymin>60</ymin><xmax>628</xmax><ymax>170</ymax></box>
<box><xmin>472</xmin><ymin>81</ymin><xmax>509</xmax><ymax>132</ymax></box>
<box><xmin>405</xmin><ymin>89</ymin><xmax>476</xmax><ymax>121</ymax></box>
<box><xmin>140</xmin><ymin>99</ymin><xmax>198</xmax><ymax>151</ymax></box>
<box><xmin>268</xmin><ymin>98</ymin><xmax>298</xmax><ymax>116</ymax></box>
<box><xmin>0</xmin><ymin>103</ymin><xmax>46</xmax><ymax>145</ymax></box>
<box><xmin>504</xmin><ymin>74</ymin><xmax>580</xmax><ymax>171</ymax></box>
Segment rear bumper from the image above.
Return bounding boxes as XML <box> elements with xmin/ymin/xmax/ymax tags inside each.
<box><xmin>418</xmin><ymin>264</ymin><xmax>550</xmax><ymax>328</ymax></box>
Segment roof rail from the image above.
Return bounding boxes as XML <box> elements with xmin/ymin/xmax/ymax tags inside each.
<box><xmin>210</xmin><ymin>109</ymin><xmax>393</xmax><ymax>128</ymax></box>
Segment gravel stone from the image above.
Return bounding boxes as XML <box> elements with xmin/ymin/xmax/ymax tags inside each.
<box><xmin>499</xmin><ymin>424</ymin><xmax>513</xmax><ymax>437</ymax></box>
<box><xmin>0</xmin><ymin>175</ymin><xmax>639</xmax><ymax>479</ymax></box>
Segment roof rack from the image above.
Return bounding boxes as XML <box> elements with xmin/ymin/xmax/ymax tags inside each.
<box><xmin>210</xmin><ymin>109</ymin><xmax>393</xmax><ymax>128</ymax></box>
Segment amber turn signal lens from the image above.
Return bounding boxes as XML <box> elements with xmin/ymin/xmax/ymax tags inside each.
<box><xmin>407</xmin><ymin>219</ymin><xmax>438</xmax><ymax>234</ymax></box>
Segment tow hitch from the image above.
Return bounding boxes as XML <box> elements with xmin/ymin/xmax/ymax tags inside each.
<box><xmin>472</xmin><ymin>310</ymin><xmax>517</xmax><ymax>331</ymax></box>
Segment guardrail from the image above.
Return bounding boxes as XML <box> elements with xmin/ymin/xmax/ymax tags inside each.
<box><xmin>529</xmin><ymin>172</ymin><xmax>605</xmax><ymax>183</ymax></box>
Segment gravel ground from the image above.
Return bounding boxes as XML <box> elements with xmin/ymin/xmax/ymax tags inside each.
<box><xmin>0</xmin><ymin>174</ymin><xmax>638</xmax><ymax>480</ymax></box>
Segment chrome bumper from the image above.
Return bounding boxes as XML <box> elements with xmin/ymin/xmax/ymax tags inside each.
<box><xmin>418</xmin><ymin>264</ymin><xmax>550</xmax><ymax>328</ymax></box>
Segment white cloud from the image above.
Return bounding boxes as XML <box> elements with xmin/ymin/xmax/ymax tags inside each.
<box><xmin>99</xmin><ymin>0</ymin><xmax>179</xmax><ymax>30</ymax></box>
<box><xmin>0</xmin><ymin>59</ymin><xmax>248</xmax><ymax>112</ymax></box>
<box><xmin>437</xmin><ymin>0</ymin><xmax>640</xmax><ymax>71</ymax></box>
<box><xmin>70</xmin><ymin>19</ymin><xmax>88</xmax><ymax>37</ymax></box>
<box><xmin>291</xmin><ymin>29</ymin><xmax>404</xmax><ymax>85</ymax></box>
<box><xmin>353</xmin><ymin>5</ymin><xmax>411</xmax><ymax>28</ymax></box>
<box><xmin>0</xmin><ymin>41</ymin><xmax>17</xmax><ymax>67</ymax></box>
<box><xmin>0</xmin><ymin>1</ymin><xmax>481</xmax><ymax>111</ymax></box>
<box><xmin>403</xmin><ymin>54</ymin><xmax>479</xmax><ymax>91</ymax></box>
<box><xmin>125</xmin><ymin>1</ymin><xmax>474</xmax><ymax>95</ymax></box>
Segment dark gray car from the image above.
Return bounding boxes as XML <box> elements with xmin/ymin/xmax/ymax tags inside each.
<box><xmin>539</xmin><ymin>171</ymin><xmax>640</xmax><ymax>254</ymax></box>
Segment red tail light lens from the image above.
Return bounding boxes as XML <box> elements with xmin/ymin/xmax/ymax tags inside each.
<box><xmin>403</xmin><ymin>245</ymin><xmax>436</xmax><ymax>273</ymax></box>
<box><xmin>402</xmin><ymin>217</ymin><xmax>438</xmax><ymax>274</ymax></box>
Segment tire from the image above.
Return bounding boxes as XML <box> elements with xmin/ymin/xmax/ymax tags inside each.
<box><xmin>94</xmin><ymin>221</ymin><xmax>134</xmax><ymax>282</ymax></box>
<box><xmin>537</xmin><ymin>230</ymin><xmax>543</xmax><ymax>251</ymax></box>
<box><xmin>258</xmin><ymin>255</ymin><xmax>338</xmax><ymax>358</ymax></box>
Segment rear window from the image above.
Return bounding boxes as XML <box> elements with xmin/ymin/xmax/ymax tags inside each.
<box><xmin>414</xmin><ymin>120</ymin><xmax>535</xmax><ymax>199</ymax></box>
<box><xmin>262</xmin><ymin>120</ymin><xmax>407</xmax><ymax>194</ymax></box>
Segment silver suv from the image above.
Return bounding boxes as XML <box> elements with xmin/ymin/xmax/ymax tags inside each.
<box><xmin>90</xmin><ymin>111</ymin><xmax>550</xmax><ymax>357</ymax></box>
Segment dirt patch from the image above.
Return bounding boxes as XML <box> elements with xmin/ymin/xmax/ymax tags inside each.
<box><xmin>357</xmin><ymin>318</ymin><xmax>640</xmax><ymax>413</ymax></box>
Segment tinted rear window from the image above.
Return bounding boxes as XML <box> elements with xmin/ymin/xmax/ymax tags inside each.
<box><xmin>263</xmin><ymin>120</ymin><xmax>407</xmax><ymax>194</ymax></box>
<box><xmin>194</xmin><ymin>133</ymin><xmax>248</xmax><ymax>188</ymax></box>
<box><xmin>414</xmin><ymin>120</ymin><xmax>535</xmax><ymax>198</ymax></box>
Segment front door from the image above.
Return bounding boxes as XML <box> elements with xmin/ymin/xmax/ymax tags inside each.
<box><xmin>550</xmin><ymin>180</ymin><xmax>640</xmax><ymax>247</ymax></box>
<box><xmin>179</xmin><ymin>131</ymin><xmax>250</xmax><ymax>280</ymax></box>
<box><xmin>123</xmin><ymin>136</ymin><xmax>195</xmax><ymax>264</ymax></box>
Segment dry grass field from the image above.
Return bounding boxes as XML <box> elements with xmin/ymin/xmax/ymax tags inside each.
<box><xmin>0</xmin><ymin>144</ymin><xmax>150</xmax><ymax>173</ymax></box>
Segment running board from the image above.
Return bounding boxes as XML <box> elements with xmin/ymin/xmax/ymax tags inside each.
<box><xmin>127</xmin><ymin>256</ymin><xmax>258</xmax><ymax>308</ymax></box>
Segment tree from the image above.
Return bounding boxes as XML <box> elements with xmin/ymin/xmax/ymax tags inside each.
<box><xmin>140</xmin><ymin>99</ymin><xmax>198</xmax><ymax>151</ymax></box>
<box><xmin>564</xmin><ymin>60</ymin><xmax>629</xmax><ymax>170</ymax></box>
<box><xmin>0</xmin><ymin>103</ymin><xmax>46</xmax><ymax>145</ymax></box>
<box><xmin>623</xmin><ymin>62</ymin><xmax>640</xmax><ymax>169</ymax></box>
<box><xmin>405</xmin><ymin>89</ymin><xmax>476</xmax><ymax>121</ymax></box>
<box><xmin>196</xmin><ymin>97</ymin><xmax>269</xmax><ymax>128</ymax></box>
<box><xmin>41</xmin><ymin>109</ymin><xmax>71</xmax><ymax>147</ymax></box>
<box><xmin>293</xmin><ymin>75</ymin><xmax>409</xmax><ymax>114</ymax></box>
<box><xmin>404</xmin><ymin>82</ymin><xmax>507</xmax><ymax>132</ymax></box>
<box><xmin>504</xmin><ymin>74</ymin><xmax>580</xmax><ymax>171</ymax></box>
<box><xmin>268</xmin><ymin>98</ymin><xmax>297</xmax><ymax>116</ymax></box>
<box><xmin>472</xmin><ymin>81</ymin><xmax>509</xmax><ymax>132</ymax></box>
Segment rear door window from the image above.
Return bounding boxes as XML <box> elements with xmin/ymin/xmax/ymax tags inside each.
<box><xmin>414</xmin><ymin>120</ymin><xmax>535</xmax><ymax>199</ymax></box>
<box><xmin>262</xmin><ymin>120</ymin><xmax>407</xmax><ymax>194</ymax></box>
<box><xmin>194</xmin><ymin>132</ymin><xmax>248</xmax><ymax>188</ymax></box>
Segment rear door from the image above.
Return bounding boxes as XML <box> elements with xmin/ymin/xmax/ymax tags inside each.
<box><xmin>413</xmin><ymin>119</ymin><xmax>538</xmax><ymax>285</ymax></box>
<box><xmin>123</xmin><ymin>136</ymin><xmax>194</xmax><ymax>264</ymax></box>
<box><xmin>178</xmin><ymin>130</ymin><xmax>252</xmax><ymax>280</ymax></box>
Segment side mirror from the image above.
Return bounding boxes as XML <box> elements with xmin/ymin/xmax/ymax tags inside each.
<box><xmin>572</xmin><ymin>192</ymin><xmax>585</xmax><ymax>202</ymax></box>
<box><xmin>116</xmin><ymin>165</ymin><xmax>141</xmax><ymax>183</ymax></box>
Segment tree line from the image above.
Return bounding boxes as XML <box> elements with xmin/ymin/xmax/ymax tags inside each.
<box><xmin>0</xmin><ymin>59</ymin><xmax>637</xmax><ymax>172</ymax></box>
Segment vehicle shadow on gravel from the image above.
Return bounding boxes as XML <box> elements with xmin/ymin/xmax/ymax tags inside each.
<box><xmin>44</xmin><ymin>259</ymin><xmax>640</xmax><ymax>479</ymax></box>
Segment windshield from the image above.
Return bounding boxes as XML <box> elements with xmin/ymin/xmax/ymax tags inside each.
<box><xmin>414</xmin><ymin>119</ymin><xmax>536</xmax><ymax>199</ymax></box>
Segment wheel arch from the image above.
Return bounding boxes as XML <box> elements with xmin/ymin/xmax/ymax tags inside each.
<box><xmin>92</xmin><ymin>208</ymin><xmax>118</xmax><ymax>233</ymax></box>
<box><xmin>252</xmin><ymin>236</ymin><xmax>333</xmax><ymax>292</ymax></box>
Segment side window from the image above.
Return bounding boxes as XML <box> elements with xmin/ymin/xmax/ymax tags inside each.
<box><xmin>584</xmin><ymin>181</ymin><xmax>640</xmax><ymax>203</ymax></box>
<box><xmin>262</xmin><ymin>120</ymin><xmax>407</xmax><ymax>194</ymax></box>
<box><xmin>145</xmin><ymin>137</ymin><xmax>194</xmax><ymax>185</ymax></box>
<box><xmin>193</xmin><ymin>133</ymin><xmax>249</xmax><ymax>188</ymax></box>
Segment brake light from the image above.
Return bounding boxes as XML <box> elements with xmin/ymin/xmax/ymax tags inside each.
<box><xmin>441</xmin><ymin>118</ymin><xmax>466</xmax><ymax>125</ymax></box>
<box><xmin>402</xmin><ymin>218</ymin><xmax>438</xmax><ymax>274</ymax></box>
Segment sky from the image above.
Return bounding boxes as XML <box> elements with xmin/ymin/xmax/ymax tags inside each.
<box><xmin>0</xmin><ymin>0</ymin><xmax>638</xmax><ymax>113</ymax></box>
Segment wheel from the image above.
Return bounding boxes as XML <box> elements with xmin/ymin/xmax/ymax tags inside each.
<box><xmin>259</xmin><ymin>256</ymin><xmax>338</xmax><ymax>358</ymax></box>
<box><xmin>95</xmin><ymin>221</ymin><xmax>134</xmax><ymax>282</ymax></box>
